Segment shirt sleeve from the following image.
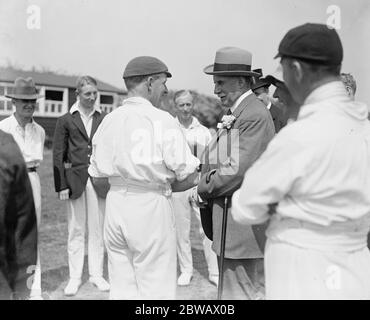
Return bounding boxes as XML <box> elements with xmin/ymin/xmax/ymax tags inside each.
<box><xmin>162</xmin><ymin>116</ymin><xmax>200</xmax><ymax>181</ymax></box>
<box><xmin>88</xmin><ymin>113</ymin><xmax>115</xmax><ymax>178</ymax></box>
<box><xmin>231</xmin><ymin>131</ymin><xmax>307</xmax><ymax>225</ymax></box>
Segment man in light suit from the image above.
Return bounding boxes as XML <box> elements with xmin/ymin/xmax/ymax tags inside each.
<box><xmin>197</xmin><ymin>47</ymin><xmax>275</xmax><ymax>299</ymax></box>
<box><xmin>53</xmin><ymin>76</ymin><xmax>109</xmax><ymax>296</ymax></box>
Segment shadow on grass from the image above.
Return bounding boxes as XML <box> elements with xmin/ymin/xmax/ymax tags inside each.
<box><xmin>41</xmin><ymin>254</ymin><xmax>109</xmax><ymax>294</ymax></box>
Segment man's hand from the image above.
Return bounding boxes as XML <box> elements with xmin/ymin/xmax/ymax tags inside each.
<box><xmin>171</xmin><ymin>171</ymin><xmax>199</xmax><ymax>192</ymax></box>
<box><xmin>58</xmin><ymin>189</ymin><xmax>70</xmax><ymax>200</ymax></box>
<box><xmin>190</xmin><ymin>186</ymin><xmax>207</xmax><ymax>208</ymax></box>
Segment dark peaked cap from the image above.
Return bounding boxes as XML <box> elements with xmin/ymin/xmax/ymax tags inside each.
<box><xmin>275</xmin><ymin>23</ymin><xmax>343</xmax><ymax>65</ymax></box>
<box><xmin>123</xmin><ymin>56</ymin><xmax>172</xmax><ymax>78</ymax></box>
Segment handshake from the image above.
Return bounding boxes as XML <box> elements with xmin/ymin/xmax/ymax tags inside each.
<box><xmin>189</xmin><ymin>186</ymin><xmax>207</xmax><ymax>208</ymax></box>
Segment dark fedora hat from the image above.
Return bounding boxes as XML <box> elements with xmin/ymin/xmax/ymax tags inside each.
<box><xmin>5</xmin><ymin>77</ymin><xmax>42</xmax><ymax>100</ymax></box>
<box><xmin>251</xmin><ymin>68</ymin><xmax>271</xmax><ymax>91</ymax></box>
<box><xmin>264</xmin><ymin>66</ymin><xmax>285</xmax><ymax>87</ymax></box>
<box><xmin>204</xmin><ymin>47</ymin><xmax>260</xmax><ymax>77</ymax></box>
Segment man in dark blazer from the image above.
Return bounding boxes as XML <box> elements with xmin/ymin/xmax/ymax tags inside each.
<box><xmin>197</xmin><ymin>47</ymin><xmax>275</xmax><ymax>299</ymax></box>
<box><xmin>252</xmin><ymin>68</ymin><xmax>287</xmax><ymax>133</ymax></box>
<box><xmin>53</xmin><ymin>76</ymin><xmax>109</xmax><ymax>296</ymax></box>
<box><xmin>0</xmin><ymin>130</ymin><xmax>37</xmax><ymax>300</ymax></box>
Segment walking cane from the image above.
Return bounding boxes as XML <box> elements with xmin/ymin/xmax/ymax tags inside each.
<box><xmin>217</xmin><ymin>196</ymin><xmax>228</xmax><ymax>300</ymax></box>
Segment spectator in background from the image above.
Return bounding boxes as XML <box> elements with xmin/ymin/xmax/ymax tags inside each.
<box><xmin>340</xmin><ymin>73</ymin><xmax>356</xmax><ymax>100</ymax></box>
<box><xmin>0</xmin><ymin>129</ymin><xmax>37</xmax><ymax>300</ymax></box>
<box><xmin>172</xmin><ymin>90</ymin><xmax>219</xmax><ymax>287</ymax></box>
<box><xmin>264</xmin><ymin>73</ymin><xmax>300</xmax><ymax>123</ymax></box>
<box><xmin>252</xmin><ymin>68</ymin><xmax>287</xmax><ymax>132</ymax></box>
<box><xmin>0</xmin><ymin>77</ymin><xmax>45</xmax><ymax>300</ymax></box>
<box><xmin>53</xmin><ymin>76</ymin><xmax>109</xmax><ymax>296</ymax></box>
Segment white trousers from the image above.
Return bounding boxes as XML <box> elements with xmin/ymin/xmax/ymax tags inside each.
<box><xmin>67</xmin><ymin>179</ymin><xmax>105</xmax><ymax>279</ymax></box>
<box><xmin>265</xmin><ymin>239</ymin><xmax>370</xmax><ymax>299</ymax></box>
<box><xmin>28</xmin><ymin>172</ymin><xmax>42</xmax><ymax>295</ymax></box>
<box><xmin>104</xmin><ymin>186</ymin><xmax>176</xmax><ymax>300</ymax></box>
<box><xmin>172</xmin><ymin>189</ymin><xmax>218</xmax><ymax>276</ymax></box>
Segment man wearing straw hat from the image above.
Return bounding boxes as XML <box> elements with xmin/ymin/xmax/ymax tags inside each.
<box><xmin>197</xmin><ymin>47</ymin><xmax>275</xmax><ymax>299</ymax></box>
<box><xmin>0</xmin><ymin>77</ymin><xmax>45</xmax><ymax>300</ymax></box>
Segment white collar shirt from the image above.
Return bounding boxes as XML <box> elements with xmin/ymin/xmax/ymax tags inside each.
<box><xmin>70</xmin><ymin>102</ymin><xmax>101</xmax><ymax>138</ymax></box>
<box><xmin>0</xmin><ymin>114</ymin><xmax>45</xmax><ymax>167</ymax></box>
<box><xmin>232</xmin><ymin>81</ymin><xmax>370</xmax><ymax>248</ymax></box>
<box><xmin>175</xmin><ymin>116</ymin><xmax>212</xmax><ymax>159</ymax></box>
<box><xmin>229</xmin><ymin>90</ymin><xmax>253</xmax><ymax>114</ymax></box>
<box><xmin>89</xmin><ymin>97</ymin><xmax>199</xmax><ymax>186</ymax></box>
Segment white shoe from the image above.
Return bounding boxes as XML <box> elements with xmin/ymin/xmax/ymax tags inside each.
<box><xmin>177</xmin><ymin>273</ymin><xmax>193</xmax><ymax>286</ymax></box>
<box><xmin>29</xmin><ymin>289</ymin><xmax>43</xmax><ymax>300</ymax></box>
<box><xmin>89</xmin><ymin>277</ymin><xmax>110</xmax><ymax>292</ymax></box>
<box><xmin>209</xmin><ymin>274</ymin><xmax>219</xmax><ymax>287</ymax></box>
<box><xmin>64</xmin><ymin>278</ymin><xmax>81</xmax><ymax>296</ymax></box>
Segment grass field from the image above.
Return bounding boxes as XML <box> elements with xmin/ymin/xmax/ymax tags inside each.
<box><xmin>38</xmin><ymin>150</ymin><xmax>217</xmax><ymax>300</ymax></box>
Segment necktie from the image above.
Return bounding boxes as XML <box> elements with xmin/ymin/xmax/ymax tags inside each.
<box><xmin>226</xmin><ymin>109</ymin><xmax>232</xmax><ymax>115</ymax></box>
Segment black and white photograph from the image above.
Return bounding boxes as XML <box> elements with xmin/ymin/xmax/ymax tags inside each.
<box><xmin>0</xmin><ymin>0</ymin><xmax>369</xmax><ymax>305</ymax></box>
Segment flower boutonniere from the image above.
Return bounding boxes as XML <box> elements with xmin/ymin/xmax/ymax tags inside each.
<box><xmin>217</xmin><ymin>114</ymin><xmax>236</xmax><ymax>130</ymax></box>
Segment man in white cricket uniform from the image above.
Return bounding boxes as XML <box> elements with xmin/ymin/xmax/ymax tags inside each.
<box><xmin>172</xmin><ymin>90</ymin><xmax>219</xmax><ymax>287</ymax></box>
<box><xmin>0</xmin><ymin>77</ymin><xmax>45</xmax><ymax>300</ymax></box>
<box><xmin>232</xmin><ymin>23</ymin><xmax>370</xmax><ymax>299</ymax></box>
<box><xmin>89</xmin><ymin>56</ymin><xmax>200</xmax><ymax>299</ymax></box>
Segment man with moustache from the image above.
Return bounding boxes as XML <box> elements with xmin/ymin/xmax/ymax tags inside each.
<box><xmin>197</xmin><ymin>47</ymin><xmax>275</xmax><ymax>299</ymax></box>
<box><xmin>53</xmin><ymin>76</ymin><xmax>109</xmax><ymax>296</ymax></box>
<box><xmin>0</xmin><ymin>77</ymin><xmax>45</xmax><ymax>300</ymax></box>
<box><xmin>89</xmin><ymin>57</ymin><xmax>200</xmax><ymax>299</ymax></box>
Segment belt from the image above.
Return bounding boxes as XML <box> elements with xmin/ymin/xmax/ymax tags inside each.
<box><xmin>108</xmin><ymin>177</ymin><xmax>172</xmax><ymax>197</ymax></box>
<box><xmin>267</xmin><ymin>215</ymin><xmax>370</xmax><ymax>252</ymax></box>
<box><xmin>27</xmin><ymin>167</ymin><xmax>37</xmax><ymax>172</ymax></box>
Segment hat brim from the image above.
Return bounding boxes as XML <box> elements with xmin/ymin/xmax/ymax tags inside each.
<box><xmin>252</xmin><ymin>81</ymin><xmax>271</xmax><ymax>91</ymax></box>
<box><xmin>264</xmin><ymin>75</ymin><xmax>284</xmax><ymax>86</ymax></box>
<box><xmin>123</xmin><ymin>71</ymin><xmax>172</xmax><ymax>79</ymax></box>
<box><xmin>203</xmin><ymin>64</ymin><xmax>261</xmax><ymax>77</ymax></box>
<box><xmin>5</xmin><ymin>93</ymin><xmax>43</xmax><ymax>100</ymax></box>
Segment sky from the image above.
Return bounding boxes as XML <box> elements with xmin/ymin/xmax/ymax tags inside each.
<box><xmin>0</xmin><ymin>0</ymin><xmax>369</xmax><ymax>103</ymax></box>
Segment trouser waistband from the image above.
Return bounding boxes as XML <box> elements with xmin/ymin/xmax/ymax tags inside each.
<box><xmin>108</xmin><ymin>177</ymin><xmax>172</xmax><ymax>197</ymax></box>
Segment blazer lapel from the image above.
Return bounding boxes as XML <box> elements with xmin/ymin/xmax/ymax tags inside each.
<box><xmin>90</xmin><ymin>112</ymin><xmax>102</xmax><ymax>140</ymax></box>
<box><xmin>232</xmin><ymin>93</ymin><xmax>256</xmax><ymax>120</ymax></box>
<box><xmin>71</xmin><ymin>112</ymin><xmax>88</xmax><ymax>140</ymax></box>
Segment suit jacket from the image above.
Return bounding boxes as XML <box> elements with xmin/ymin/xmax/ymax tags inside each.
<box><xmin>269</xmin><ymin>103</ymin><xmax>287</xmax><ymax>133</ymax></box>
<box><xmin>53</xmin><ymin>109</ymin><xmax>106</xmax><ymax>199</ymax></box>
<box><xmin>0</xmin><ymin>130</ymin><xmax>37</xmax><ymax>299</ymax></box>
<box><xmin>198</xmin><ymin>93</ymin><xmax>275</xmax><ymax>259</ymax></box>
